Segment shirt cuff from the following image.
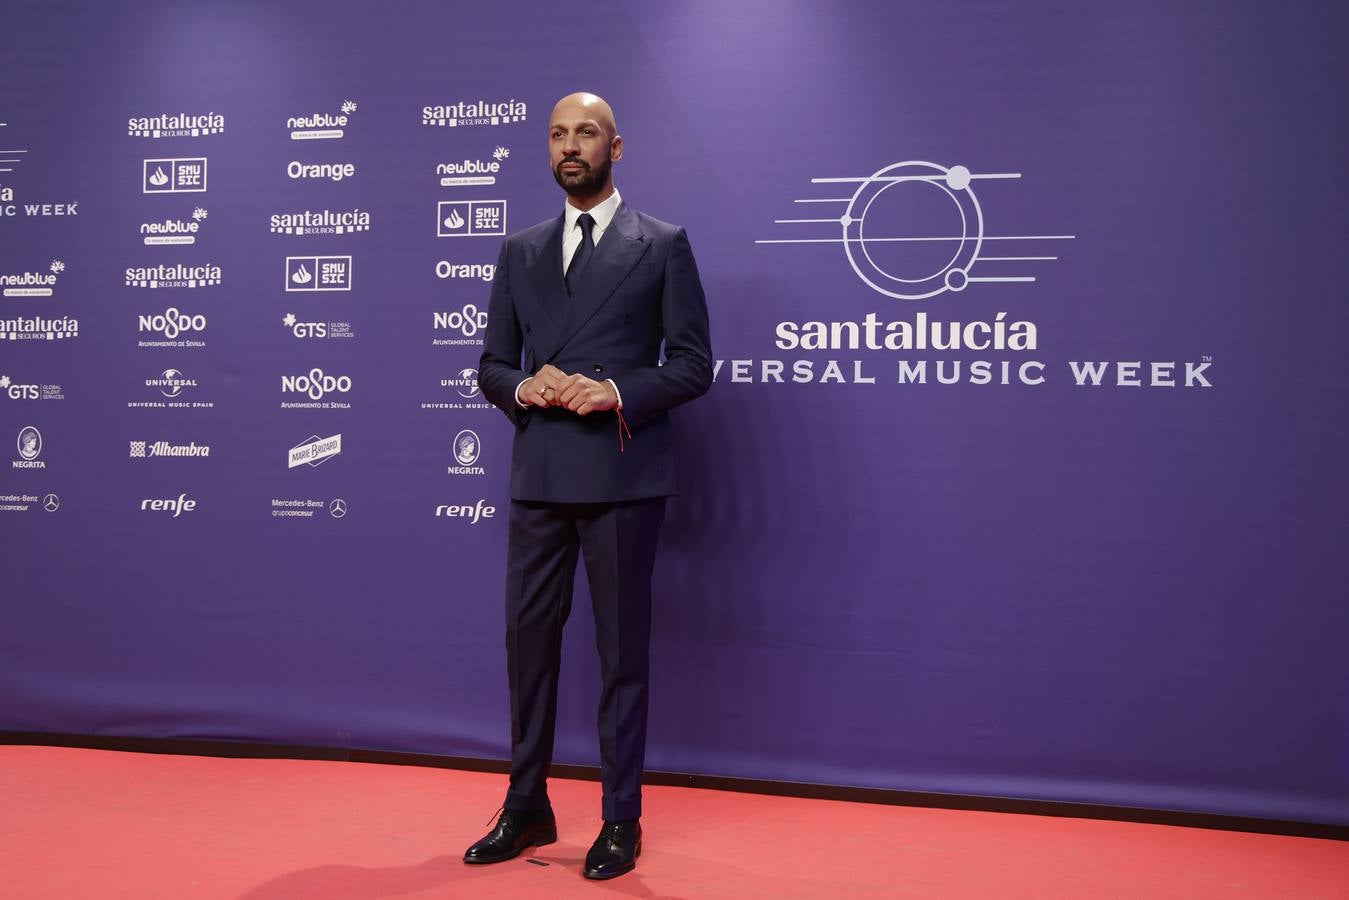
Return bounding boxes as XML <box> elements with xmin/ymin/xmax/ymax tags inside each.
<box><xmin>514</xmin><ymin>377</ymin><xmax>532</xmax><ymax>408</ymax></box>
<box><xmin>605</xmin><ymin>378</ymin><xmax>623</xmax><ymax>410</ymax></box>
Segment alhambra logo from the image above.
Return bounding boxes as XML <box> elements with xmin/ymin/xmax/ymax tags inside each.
<box><xmin>128</xmin><ymin>111</ymin><xmax>225</xmax><ymax>139</ymax></box>
<box><xmin>270</xmin><ymin>207</ymin><xmax>370</xmax><ymax>236</ymax></box>
<box><xmin>141</xmin><ymin>208</ymin><xmax>207</xmax><ymax>245</ymax></box>
<box><xmin>422</xmin><ymin>98</ymin><xmax>527</xmax><ymax>128</ymax></box>
<box><xmin>2</xmin><ymin>260</ymin><xmax>64</xmax><ymax>297</ymax></box>
<box><xmin>125</xmin><ymin>263</ymin><xmax>221</xmax><ymax>289</ymax></box>
<box><xmin>289</xmin><ymin>100</ymin><xmax>357</xmax><ymax>140</ymax></box>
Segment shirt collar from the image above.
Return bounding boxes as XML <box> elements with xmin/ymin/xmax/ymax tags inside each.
<box><xmin>564</xmin><ymin>188</ymin><xmax>622</xmax><ymax>235</ymax></box>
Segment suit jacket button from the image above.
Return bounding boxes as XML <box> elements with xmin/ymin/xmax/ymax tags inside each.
<box><xmin>593</xmin><ymin>364</ymin><xmax>604</xmax><ymax>374</ymax></box>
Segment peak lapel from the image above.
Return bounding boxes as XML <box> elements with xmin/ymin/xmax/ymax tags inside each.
<box><xmin>549</xmin><ymin>204</ymin><xmax>650</xmax><ymax>360</ymax></box>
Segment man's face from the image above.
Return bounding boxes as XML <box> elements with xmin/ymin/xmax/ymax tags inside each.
<box><xmin>549</xmin><ymin>105</ymin><xmax>617</xmax><ymax>198</ymax></box>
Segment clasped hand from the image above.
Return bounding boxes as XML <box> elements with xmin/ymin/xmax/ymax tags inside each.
<box><xmin>523</xmin><ymin>364</ymin><xmax>618</xmax><ymax>416</ymax></box>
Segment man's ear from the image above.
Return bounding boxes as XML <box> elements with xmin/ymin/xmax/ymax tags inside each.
<box><xmin>610</xmin><ymin>134</ymin><xmax>623</xmax><ymax>162</ymax></box>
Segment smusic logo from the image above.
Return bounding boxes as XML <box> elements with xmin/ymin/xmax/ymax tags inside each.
<box><xmin>143</xmin><ymin>158</ymin><xmax>207</xmax><ymax>193</ymax></box>
<box><xmin>437</xmin><ymin>200</ymin><xmax>506</xmax><ymax>237</ymax></box>
<box><xmin>286</xmin><ymin>256</ymin><xmax>352</xmax><ymax>292</ymax></box>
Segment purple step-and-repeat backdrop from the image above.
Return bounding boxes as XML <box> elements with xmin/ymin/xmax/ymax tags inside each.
<box><xmin>2</xmin><ymin>1</ymin><xmax>1345</xmax><ymax>824</ymax></box>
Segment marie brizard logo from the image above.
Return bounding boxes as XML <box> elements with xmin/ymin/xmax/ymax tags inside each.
<box><xmin>757</xmin><ymin>160</ymin><xmax>1074</xmax><ymax>301</ymax></box>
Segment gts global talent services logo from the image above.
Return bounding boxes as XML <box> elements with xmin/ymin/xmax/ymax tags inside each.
<box><xmin>422</xmin><ymin>98</ymin><xmax>527</xmax><ymax>128</ymax></box>
<box><xmin>282</xmin><ymin>313</ymin><xmax>353</xmax><ymax>340</ymax></box>
<box><xmin>1</xmin><ymin>374</ymin><xmax>65</xmax><ymax>401</ymax></box>
<box><xmin>288</xmin><ymin>100</ymin><xmax>357</xmax><ymax>140</ymax></box>
<box><xmin>129</xmin><ymin>111</ymin><xmax>224</xmax><ymax>139</ymax></box>
<box><xmin>125</xmin><ymin>262</ymin><xmax>221</xmax><ymax>289</ymax></box>
<box><xmin>143</xmin><ymin>158</ymin><xmax>207</xmax><ymax>193</ymax></box>
<box><xmin>438</xmin><ymin>146</ymin><xmax>509</xmax><ymax>187</ymax></box>
<box><xmin>141</xmin><ymin>207</ymin><xmax>207</xmax><ymax>245</ymax></box>
<box><xmin>2</xmin><ymin>260</ymin><xmax>64</xmax><ymax>298</ymax></box>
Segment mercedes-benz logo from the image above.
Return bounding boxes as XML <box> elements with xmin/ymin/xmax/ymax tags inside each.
<box><xmin>42</xmin><ymin>493</ymin><xmax>60</xmax><ymax>512</ymax></box>
<box><xmin>328</xmin><ymin>498</ymin><xmax>347</xmax><ymax>519</ymax></box>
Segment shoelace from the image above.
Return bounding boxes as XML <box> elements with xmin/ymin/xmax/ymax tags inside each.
<box><xmin>484</xmin><ymin>804</ymin><xmax>507</xmax><ymax>827</ymax></box>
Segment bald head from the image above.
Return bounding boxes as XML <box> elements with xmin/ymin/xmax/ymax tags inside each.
<box><xmin>551</xmin><ymin>92</ymin><xmax>618</xmax><ymax>138</ymax></box>
<box><xmin>548</xmin><ymin>92</ymin><xmax>623</xmax><ymax>208</ymax></box>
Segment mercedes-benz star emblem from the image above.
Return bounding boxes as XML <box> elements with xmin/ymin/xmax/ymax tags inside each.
<box><xmin>42</xmin><ymin>493</ymin><xmax>60</xmax><ymax>512</ymax></box>
<box><xmin>328</xmin><ymin>498</ymin><xmax>347</xmax><ymax>519</ymax></box>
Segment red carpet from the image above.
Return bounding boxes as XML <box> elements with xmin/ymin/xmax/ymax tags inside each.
<box><xmin>1</xmin><ymin>746</ymin><xmax>1343</xmax><ymax>898</ymax></box>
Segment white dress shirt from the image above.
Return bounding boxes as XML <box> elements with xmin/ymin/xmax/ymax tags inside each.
<box><xmin>514</xmin><ymin>189</ymin><xmax>625</xmax><ymax>409</ymax></box>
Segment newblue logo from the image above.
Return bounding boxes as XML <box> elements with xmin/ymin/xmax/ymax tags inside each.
<box><xmin>1</xmin><ymin>260</ymin><xmax>63</xmax><ymax>298</ymax></box>
<box><xmin>288</xmin><ymin>100</ymin><xmax>357</xmax><ymax>140</ymax></box>
<box><xmin>141</xmin><ymin>208</ymin><xmax>207</xmax><ymax>245</ymax></box>
<box><xmin>438</xmin><ymin>146</ymin><xmax>509</xmax><ymax>186</ymax></box>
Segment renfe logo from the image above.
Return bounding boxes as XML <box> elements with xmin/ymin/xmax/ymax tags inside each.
<box><xmin>434</xmin><ymin>500</ymin><xmax>496</xmax><ymax>523</ymax></box>
<box><xmin>141</xmin><ymin>493</ymin><xmax>197</xmax><ymax>517</ymax></box>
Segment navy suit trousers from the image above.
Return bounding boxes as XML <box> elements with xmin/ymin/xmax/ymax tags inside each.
<box><xmin>503</xmin><ymin>497</ymin><xmax>666</xmax><ymax>821</ymax></box>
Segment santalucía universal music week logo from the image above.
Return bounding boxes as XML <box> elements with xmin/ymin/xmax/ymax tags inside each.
<box><xmin>141</xmin><ymin>207</ymin><xmax>207</xmax><ymax>245</ymax></box>
<box><xmin>288</xmin><ymin>100</ymin><xmax>357</xmax><ymax>140</ymax></box>
<box><xmin>752</xmin><ymin>158</ymin><xmax>1212</xmax><ymax>389</ymax></box>
<box><xmin>2</xmin><ymin>260</ymin><xmax>64</xmax><ymax>297</ymax></box>
<box><xmin>128</xmin><ymin>111</ymin><xmax>224</xmax><ymax>139</ymax></box>
<box><xmin>422</xmin><ymin>98</ymin><xmax>527</xmax><ymax>128</ymax></box>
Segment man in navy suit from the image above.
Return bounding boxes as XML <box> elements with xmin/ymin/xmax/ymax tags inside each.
<box><xmin>464</xmin><ymin>92</ymin><xmax>712</xmax><ymax>880</ymax></box>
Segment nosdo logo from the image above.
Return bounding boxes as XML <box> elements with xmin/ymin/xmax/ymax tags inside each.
<box><xmin>140</xmin><ymin>493</ymin><xmax>197</xmax><ymax>517</ymax></box>
<box><xmin>433</xmin><ymin>304</ymin><xmax>488</xmax><ymax>338</ymax></box>
<box><xmin>422</xmin><ymin>99</ymin><xmax>526</xmax><ymax>128</ymax></box>
<box><xmin>143</xmin><ymin>158</ymin><xmax>207</xmax><ymax>193</ymax></box>
<box><xmin>288</xmin><ymin>100</ymin><xmax>357</xmax><ymax>140</ymax></box>
<box><xmin>129</xmin><ymin>112</ymin><xmax>224</xmax><ymax>139</ymax></box>
<box><xmin>281</xmin><ymin>368</ymin><xmax>352</xmax><ymax>401</ymax></box>
<box><xmin>2</xmin><ymin>260</ymin><xmax>64</xmax><ymax>297</ymax></box>
<box><xmin>147</xmin><ymin>368</ymin><xmax>197</xmax><ymax>398</ymax></box>
<box><xmin>434</xmin><ymin>261</ymin><xmax>495</xmax><ymax>281</ymax></box>
<box><xmin>287</xmin><ymin>161</ymin><xmax>355</xmax><ymax>182</ymax></box>
<box><xmin>270</xmin><ymin>207</ymin><xmax>370</xmax><ymax>236</ymax></box>
<box><xmin>141</xmin><ymin>208</ymin><xmax>207</xmax><ymax>245</ymax></box>
<box><xmin>124</xmin><ymin>262</ymin><xmax>221</xmax><ymax>289</ymax></box>
<box><xmin>438</xmin><ymin>146</ymin><xmax>509</xmax><ymax>186</ymax></box>
<box><xmin>434</xmin><ymin>499</ymin><xmax>496</xmax><ymax>523</ymax></box>
<box><xmin>138</xmin><ymin>308</ymin><xmax>206</xmax><ymax>339</ymax></box>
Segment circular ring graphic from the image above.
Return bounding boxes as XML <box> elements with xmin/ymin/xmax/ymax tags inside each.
<box><xmin>842</xmin><ymin>161</ymin><xmax>984</xmax><ymax>301</ymax></box>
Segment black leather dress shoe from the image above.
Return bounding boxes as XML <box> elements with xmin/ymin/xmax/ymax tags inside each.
<box><xmin>583</xmin><ymin>819</ymin><xmax>642</xmax><ymax>880</ymax></box>
<box><xmin>463</xmin><ymin>807</ymin><xmax>557</xmax><ymax>864</ymax></box>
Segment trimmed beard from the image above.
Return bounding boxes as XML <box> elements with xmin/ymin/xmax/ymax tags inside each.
<box><xmin>553</xmin><ymin>154</ymin><xmax>613</xmax><ymax>198</ymax></box>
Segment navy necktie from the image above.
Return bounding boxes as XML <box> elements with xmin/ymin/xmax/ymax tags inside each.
<box><xmin>565</xmin><ymin>212</ymin><xmax>596</xmax><ymax>296</ymax></box>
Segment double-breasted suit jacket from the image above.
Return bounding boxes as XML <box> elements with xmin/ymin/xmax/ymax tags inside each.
<box><xmin>478</xmin><ymin>203</ymin><xmax>713</xmax><ymax>499</ymax></box>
